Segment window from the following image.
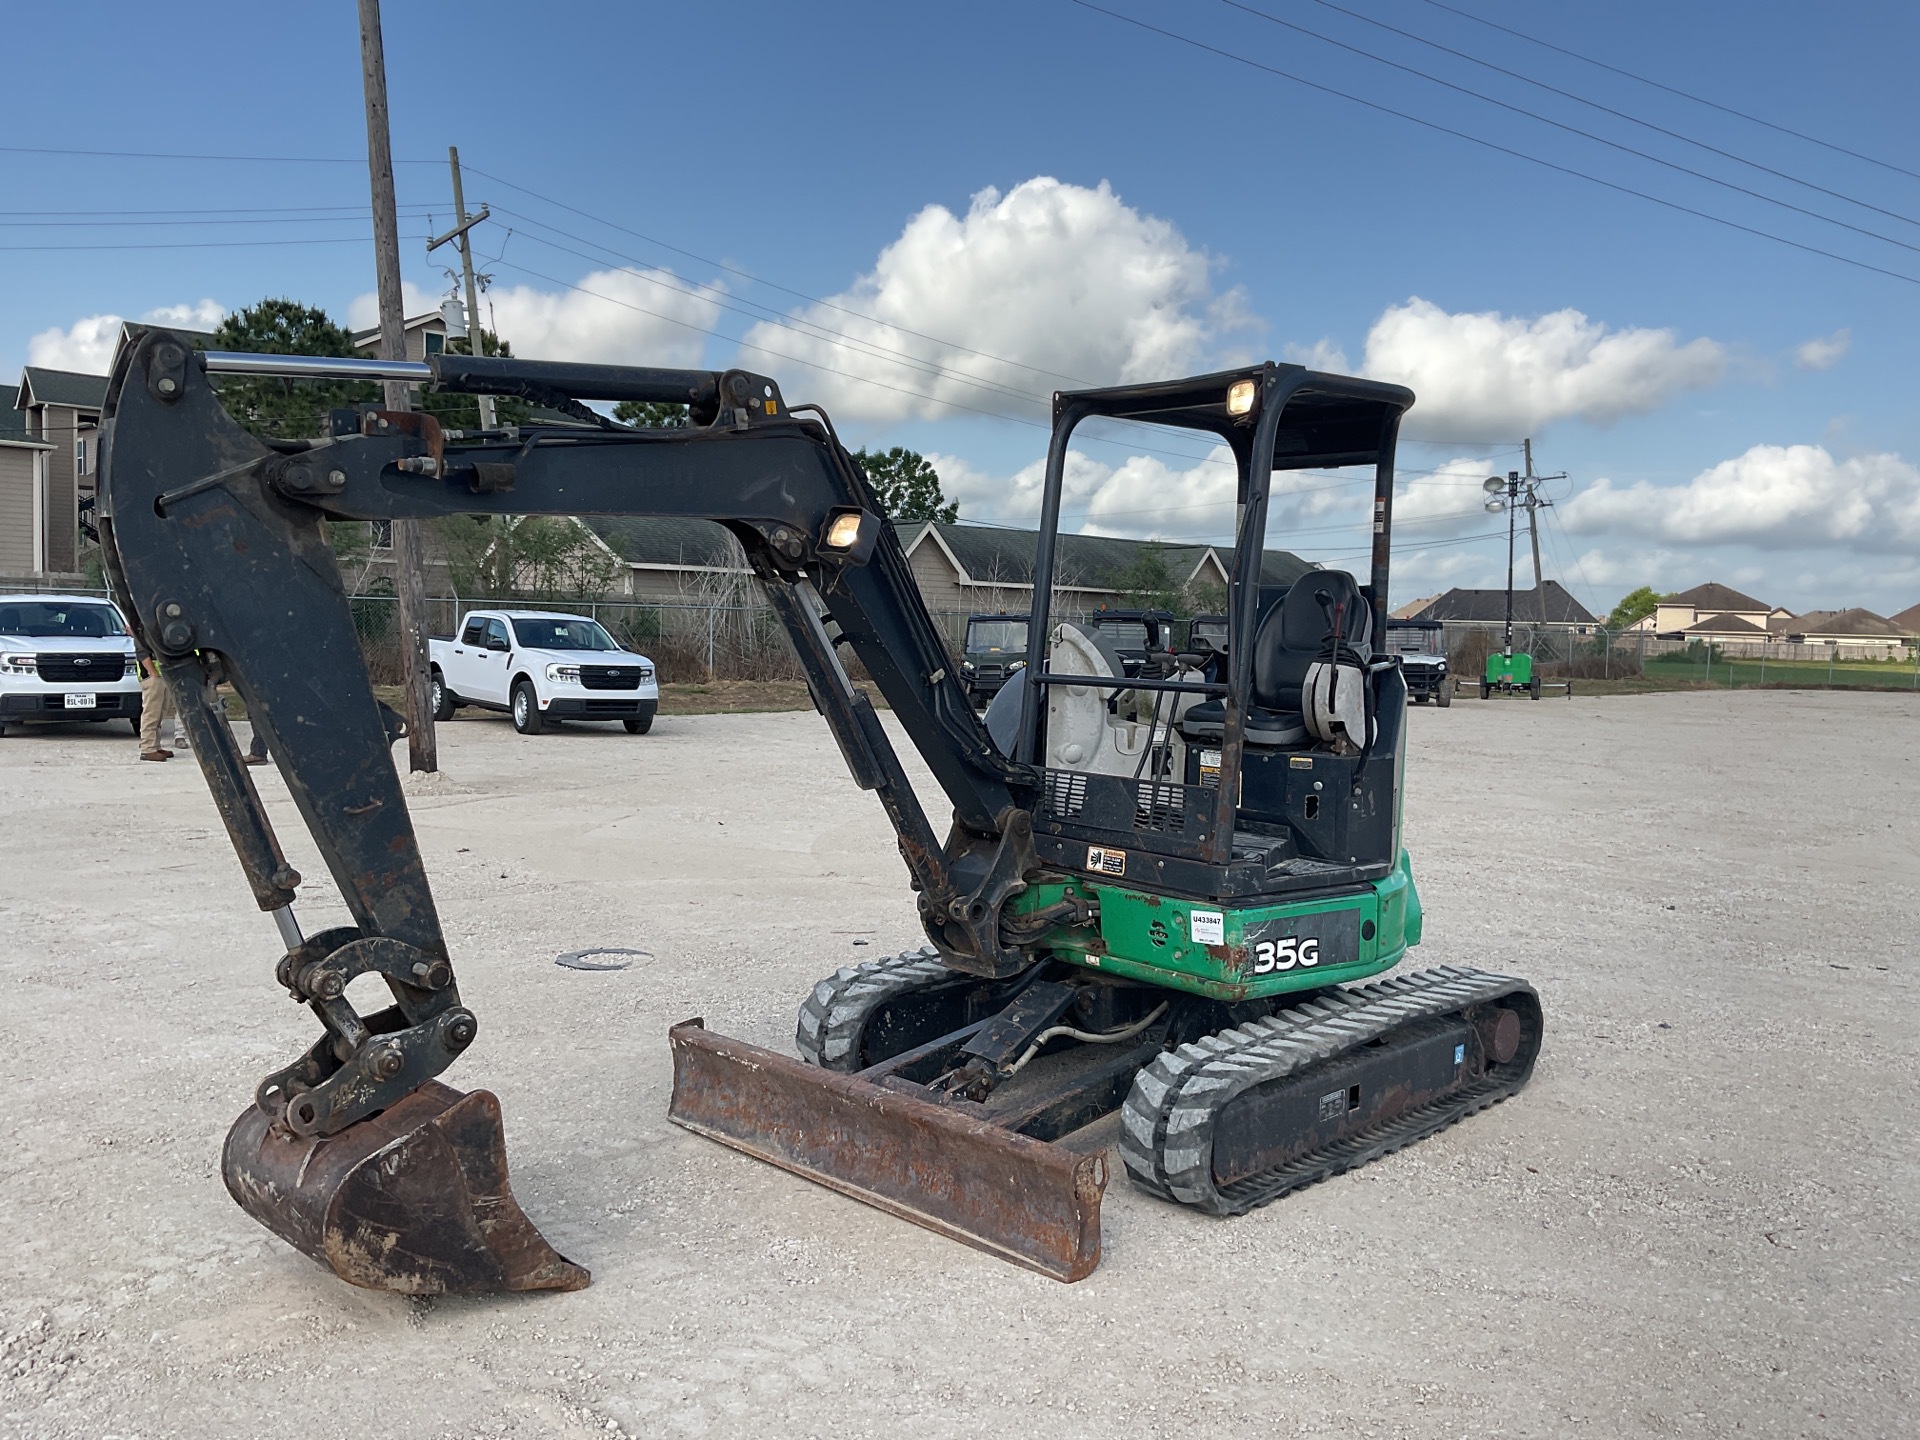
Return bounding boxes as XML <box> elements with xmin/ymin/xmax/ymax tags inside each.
<box><xmin>511</xmin><ymin>617</ymin><xmax>619</xmax><ymax>651</ymax></box>
<box><xmin>460</xmin><ymin>618</ymin><xmax>488</xmax><ymax>647</ymax></box>
<box><xmin>424</xmin><ymin>331</ymin><xmax>445</xmax><ymax>356</ymax></box>
<box><xmin>75</xmin><ymin>438</ymin><xmax>87</xmax><ymax>476</ymax></box>
<box><xmin>483</xmin><ymin>618</ymin><xmax>511</xmax><ymax>650</ymax></box>
<box><xmin>0</xmin><ymin>600</ymin><xmax>126</xmax><ymax>637</ymax></box>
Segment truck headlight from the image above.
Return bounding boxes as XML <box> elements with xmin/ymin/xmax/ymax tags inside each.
<box><xmin>961</xmin><ymin>661</ymin><xmax>976</xmax><ymax>674</ymax></box>
<box><xmin>0</xmin><ymin>653</ymin><xmax>36</xmax><ymax>674</ymax></box>
<box><xmin>1009</xmin><ymin>659</ymin><xmax>1026</xmax><ymax>671</ymax></box>
<box><xmin>636</xmin><ymin>665</ymin><xmax>654</xmax><ymax>681</ymax></box>
<box><xmin>545</xmin><ymin>664</ymin><xmax>582</xmax><ymax>683</ymax></box>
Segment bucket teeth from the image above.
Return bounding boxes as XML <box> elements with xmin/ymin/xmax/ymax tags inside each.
<box><xmin>223</xmin><ymin>1081</ymin><xmax>588</xmax><ymax>1294</ymax></box>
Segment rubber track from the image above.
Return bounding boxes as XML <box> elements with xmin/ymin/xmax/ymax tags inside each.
<box><xmin>1119</xmin><ymin>966</ymin><xmax>1539</xmax><ymax>1216</ymax></box>
<box><xmin>794</xmin><ymin>948</ymin><xmax>955</xmax><ymax>1072</ymax></box>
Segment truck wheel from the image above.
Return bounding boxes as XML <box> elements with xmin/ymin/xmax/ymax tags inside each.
<box><xmin>1530</xmin><ymin>676</ymin><xmax>1542</xmax><ymax>701</ymax></box>
<box><xmin>1480</xmin><ymin>682</ymin><xmax>1491</xmax><ymax>700</ymax></box>
<box><xmin>429</xmin><ymin>670</ymin><xmax>457</xmax><ymax>722</ymax></box>
<box><xmin>511</xmin><ymin>681</ymin><xmax>545</xmax><ymax>735</ymax></box>
<box><xmin>1437</xmin><ymin>680</ymin><xmax>1452</xmax><ymax>708</ymax></box>
<box><xmin>623</xmin><ymin>714</ymin><xmax>653</xmax><ymax>734</ymax></box>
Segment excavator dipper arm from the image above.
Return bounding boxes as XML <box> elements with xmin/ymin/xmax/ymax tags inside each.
<box><xmin>95</xmin><ymin>331</ymin><xmax>1051</xmax><ymax>1291</ymax></box>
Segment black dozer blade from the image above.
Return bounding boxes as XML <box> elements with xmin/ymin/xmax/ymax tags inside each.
<box><xmin>223</xmin><ymin>1081</ymin><xmax>589</xmax><ymax>1294</ymax></box>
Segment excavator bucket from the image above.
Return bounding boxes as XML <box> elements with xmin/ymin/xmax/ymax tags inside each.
<box><xmin>222</xmin><ymin>1081</ymin><xmax>589</xmax><ymax>1294</ymax></box>
<box><xmin>667</xmin><ymin>1020</ymin><xmax>1106</xmax><ymax>1282</ymax></box>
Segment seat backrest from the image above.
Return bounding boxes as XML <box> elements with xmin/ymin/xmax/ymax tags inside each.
<box><xmin>1252</xmin><ymin>570</ymin><xmax>1371</xmax><ymax>711</ymax></box>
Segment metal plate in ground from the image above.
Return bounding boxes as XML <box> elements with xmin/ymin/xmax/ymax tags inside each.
<box><xmin>555</xmin><ymin>947</ymin><xmax>651</xmax><ymax>971</ymax></box>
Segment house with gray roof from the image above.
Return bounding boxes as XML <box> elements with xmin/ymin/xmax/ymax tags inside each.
<box><xmin>1409</xmin><ymin>581</ymin><xmax>1595</xmax><ymax>627</ymax></box>
<box><xmin>0</xmin><ymin>383</ymin><xmax>57</xmax><ymax>577</ymax></box>
<box><xmin>1653</xmin><ymin>582</ymin><xmax>1770</xmax><ymax>637</ymax></box>
<box><xmin>578</xmin><ymin>515</ymin><xmax>1314</xmax><ymax>615</ymax></box>
<box><xmin>893</xmin><ymin>520</ymin><xmax>1311</xmax><ymax>617</ymax></box>
<box><xmin>7</xmin><ymin>367</ymin><xmax>109</xmax><ymax>577</ymax></box>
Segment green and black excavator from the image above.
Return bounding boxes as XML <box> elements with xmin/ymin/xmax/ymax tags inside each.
<box><xmin>96</xmin><ymin>332</ymin><xmax>1542</xmax><ymax>1290</ymax></box>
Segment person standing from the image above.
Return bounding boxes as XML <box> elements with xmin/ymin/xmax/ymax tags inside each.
<box><xmin>134</xmin><ymin>640</ymin><xmax>174</xmax><ymax>762</ymax></box>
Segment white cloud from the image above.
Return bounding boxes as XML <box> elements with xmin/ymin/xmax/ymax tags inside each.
<box><xmin>1562</xmin><ymin>443</ymin><xmax>1920</xmax><ymax>551</ymax></box>
<box><xmin>739</xmin><ymin>177</ymin><xmax>1251</xmax><ymax>423</ymax></box>
<box><xmin>1360</xmin><ymin>298</ymin><xmax>1726</xmax><ymax>440</ymax></box>
<box><xmin>1794</xmin><ymin>328</ymin><xmax>1850</xmax><ymax>371</ymax></box>
<box><xmin>350</xmin><ymin>268</ymin><xmax>724</xmax><ymax>367</ymax></box>
<box><xmin>1282</xmin><ymin>338</ymin><xmax>1351</xmax><ymax>373</ymax></box>
<box><xmin>346</xmin><ymin>280</ymin><xmax>439</xmax><ymax>332</ymax></box>
<box><xmin>26</xmin><ymin>298</ymin><xmax>226</xmax><ymax>373</ymax></box>
<box><xmin>929</xmin><ymin>444</ymin><xmax>1241</xmax><ymax>543</ymax></box>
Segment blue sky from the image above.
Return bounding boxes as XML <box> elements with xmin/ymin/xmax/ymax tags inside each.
<box><xmin>6</xmin><ymin>0</ymin><xmax>1917</xmax><ymax>615</ymax></box>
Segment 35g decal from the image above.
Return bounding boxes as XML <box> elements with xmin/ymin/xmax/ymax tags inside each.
<box><xmin>1251</xmin><ymin>936</ymin><xmax>1320</xmax><ymax>974</ymax></box>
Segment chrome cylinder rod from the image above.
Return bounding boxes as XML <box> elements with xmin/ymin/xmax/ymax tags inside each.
<box><xmin>200</xmin><ymin>351</ymin><xmax>433</xmax><ymax>383</ymax></box>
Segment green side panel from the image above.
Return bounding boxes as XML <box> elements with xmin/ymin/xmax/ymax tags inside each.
<box><xmin>1485</xmin><ymin>651</ymin><xmax>1534</xmax><ymax>685</ymax></box>
<box><xmin>1008</xmin><ymin>853</ymin><xmax>1423</xmax><ymax>1002</ymax></box>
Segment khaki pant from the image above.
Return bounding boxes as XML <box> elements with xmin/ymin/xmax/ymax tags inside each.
<box><xmin>138</xmin><ymin>671</ymin><xmax>176</xmax><ymax>753</ymax></box>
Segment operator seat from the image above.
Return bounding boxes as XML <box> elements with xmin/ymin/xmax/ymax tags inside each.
<box><xmin>1177</xmin><ymin>571</ymin><xmax>1373</xmax><ymax>748</ymax></box>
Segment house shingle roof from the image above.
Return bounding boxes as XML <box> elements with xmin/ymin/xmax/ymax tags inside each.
<box><xmin>1685</xmin><ymin>612</ymin><xmax>1768</xmax><ymax>636</ymax></box>
<box><xmin>583</xmin><ymin>516</ymin><xmax>742</xmax><ymax>569</ymax></box>
<box><xmin>1411</xmin><ymin>581</ymin><xmax>1596</xmax><ymax>625</ymax></box>
<box><xmin>0</xmin><ymin>385</ymin><xmax>27</xmax><ymax>442</ymax></box>
<box><xmin>909</xmin><ymin>521</ymin><xmax>1310</xmax><ymax>592</ymax></box>
<box><xmin>1790</xmin><ymin>607</ymin><xmax>1908</xmax><ymax>639</ymax></box>
<box><xmin>16</xmin><ymin>367</ymin><xmax>108</xmax><ymax>411</ymax></box>
<box><xmin>1887</xmin><ymin>603</ymin><xmax>1920</xmax><ymax>636</ymax></box>
<box><xmin>1666</xmin><ymin>581</ymin><xmax>1769</xmax><ymax>614</ymax></box>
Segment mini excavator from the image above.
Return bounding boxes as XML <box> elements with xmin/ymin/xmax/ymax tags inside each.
<box><xmin>96</xmin><ymin>331</ymin><xmax>1541</xmax><ymax>1291</ymax></box>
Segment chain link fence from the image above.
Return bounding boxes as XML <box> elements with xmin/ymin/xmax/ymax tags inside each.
<box><xmin>1434</xmin><ymin>621</ymin><xmax>1920</xmax><ymax>691</ymax></box>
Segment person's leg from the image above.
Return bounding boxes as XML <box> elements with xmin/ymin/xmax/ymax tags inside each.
<box><xmin>245</xmin><ymin>725</ymin><xmax>268</xmax><ymax>764</ymax></box>
<box><xmin>138</xmin><ymin>673</ymin><xmax>171</xmax><ymax>757</ymax></box>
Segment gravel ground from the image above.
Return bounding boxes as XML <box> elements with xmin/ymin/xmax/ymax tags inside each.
<box><xmin>1</xmin><ymin>691</ymin><xmax>1914</xmax><ymax>1439</ymax></box>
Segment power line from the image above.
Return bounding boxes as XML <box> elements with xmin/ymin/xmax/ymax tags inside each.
<box><xmin>1217</xmin><ymin>0</ymin><xmax>1920</xmax><ymax>257</ymax></box>
<box><xmin>1413</xmin><ymin>0</ymin><xmax>1920</xmax><ymax>184</ymax></box>
<box><xmin>0</xmin><ymin>213</ymin><xmax>429</xmax><ymax>229</ymax></box>
<box><xmin>0</xmin><ymin>203</ymin><xmax>430</xmax><ymax>218</ymax></box>
<box><xmin>1069</xmin><ymin>1</ymin><xmax>1920</xmax><ymax>287</ymax></box>
<box><xmin>1286</xmin><ymin>0</ymin><xmax>1920</xmax><ymax>232</ymax></box>
<box><xmin>0</xmin><ymin>144</ymin><xmax>438</xmax><ymax>164</ymax></box>
<box><xmin>0</xmin><ymin>235</ymin><xmax>429</xmax><ymax>252</ymax></box>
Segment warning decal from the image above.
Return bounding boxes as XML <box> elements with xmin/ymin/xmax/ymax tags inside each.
<box><xmin>1085</xmin><ymin>846</ymin><xmax>1127</xmax><ymax>876</ymax></box>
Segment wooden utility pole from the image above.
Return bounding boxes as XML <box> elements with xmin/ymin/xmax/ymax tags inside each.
<box><xmin>1524</xmin><ymin>438</ymin><xmax>1547</xmax><ymax>628</ymax></box>
<box><xmin>447</xmin><ymin>147</ymin><xmax>496</xmax><ymax>430</ymax></box>
<box><xmin>357</xmin><ymin>0</ymin><xmax>436</xmax><ymax>772</ymax></box>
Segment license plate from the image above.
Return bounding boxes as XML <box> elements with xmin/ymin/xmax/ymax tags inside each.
<box><xmin>64</xmin><ymin>692</ymin><xmax>97</xmax><ymax>709</ymax></box>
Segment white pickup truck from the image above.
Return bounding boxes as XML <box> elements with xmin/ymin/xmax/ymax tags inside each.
<box><xmin>0</xmin><ymin>593</ymin><xmax>144</xmax><ymax>735</ymax></box>
<box><xmin>429</xmin><ymin>609</ymin><xmax>659</xmax><ymax>735</ymax></box>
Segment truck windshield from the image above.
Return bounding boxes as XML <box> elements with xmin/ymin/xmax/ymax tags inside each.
<box><xmin>966</xmin><ymin>620</ymin><xmax>1027</xmax><ymax>651</ymax></box>
<box><xmin>0</xmin><ymin>600</ymin><xmax>126</xmax><ymax>638</ymax></box>
<box><xmin>511</xmin><ymin>617</ymin><xmax>620</xmax><ymax>651</ymax></box>
<box><xmin>1189</xmin><ymin>619</ymin><xmax>1227</xmax><ymax>648</ymax></box>
<box><xmin>1385</xmin><ymin>626</ymin><xmax>1441</xmax><ymax>656</ymax></box>
<box><xmin>1092</xmin><ymin>619</ymin><xmax>1150</xmax><ymax>650</ymax></box>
